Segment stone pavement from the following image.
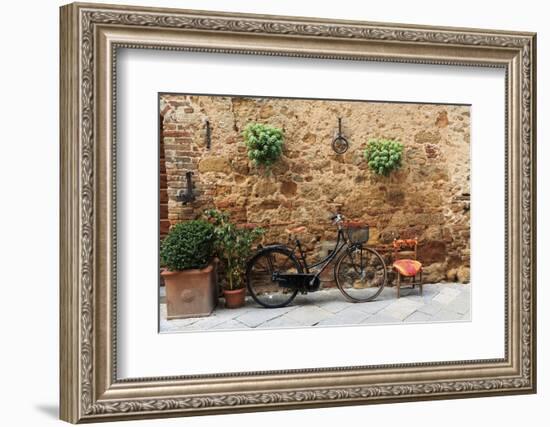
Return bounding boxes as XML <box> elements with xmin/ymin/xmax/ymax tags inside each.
<box><xmin>159</xmin><ymin>282</ymin><xmax>471</xmax><ymax>333</ymax></box>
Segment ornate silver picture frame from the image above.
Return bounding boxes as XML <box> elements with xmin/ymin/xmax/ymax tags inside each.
<box><xmin>60</xmin><ymin>2</ymin><xmax>536</xmax><ymax>423</ymax></box>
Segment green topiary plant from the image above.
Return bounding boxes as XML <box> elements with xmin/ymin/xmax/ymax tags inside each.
<box><xmin>204</xmin><ymin>209</ymin><xmax>264</xmax><ymax>290</ymax></box>
<box><xmin>160</xmin><ymin>220</ymin><xmax>215</xmax><ymax>271</ymax></box>
<box><xmin>364</xmin><ymin>138</ymin><xmax>404</xmax><ymax>176</ymax></box>
<box><xmin>243</xmin><ymin>122</ymin><xmax>284</xmax><ymax>167</ymax></box>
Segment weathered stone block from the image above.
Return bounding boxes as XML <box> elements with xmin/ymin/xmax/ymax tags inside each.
<box><xmin>253</xmin><ymin>181</ymin><xmax>278</xmax><ymax>197</ymax></box>
<box><xmin>387</xmin><ymin>190</ymin><xmax>405</xmax><ymax>205</ymax></box>
<box><xmin>423</xmin><ymin>262</ymin><xmax>447</xmax><ymax>283</ymax></box>
<box><xmin>424</xmin><ymin>143</ymin><xmax>440</xmax><ymax>159</ymax></box>
<box><xmin>198</xmin><ymin>157</ymin><xmax>231</xmax><ymax>173</ymax></box>
<box><xmin>302</xmin><ymin>133</ymin><xmax>316</xmax><ymax>144</ymax></box>
<box><xmin>446</xmin><ymin>268</ymin><xmax>457</xmax><ymax>282</ymax></box>
<box><xmin>456</xmin><ymin>266</ymin><xmax>470</xmax><ymax>283</ymax></box>
<box><xmin>258</xmin><ymin>199</ymin><xmax>280</xmax><ymax>209</ymax></box>
<box><xmin>379</xmin><ymin>228</ymin><xmax>398</xmax><ymax>244</ymax></box>
<box><xmin>435</xmin><ymin>111</ymin><xmax>449</xmax><ymax>128</ymax></box>
<box><xmin>231</xmin><ymin>161</ymin><xmax>247</xmax><ymax>178</ymax></box>
<box><xmin>414</xmin><ymin>130</ymin><xmax>441</xmax><ymax>144</ymax></box>
<box><xmin>216</xmin><ymin>197</ymin><xmax>236</xmax><ymax>209</ymax></box>
<box><xmin>259</xmin><ymin>104</ymin><xmax>274</xmax><ymax>119</ymax></box>
<box><xmin>280</xmin><ymin>180</ymin><xmax>298</xmax><ymax>197</ymax></box>
<box><xmin>418</xmin><ymin>240</ymin><xmax>447</xmax><ymax>263</ymax></box>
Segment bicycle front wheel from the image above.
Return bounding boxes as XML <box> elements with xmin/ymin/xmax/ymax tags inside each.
<box><xmin>246</xmin><ymin>247</ymin><xmax>302</xmax><ymax>308</ymax></box>
<box><xmin>335</xmin><ymin>246</ymin><xmax>387</xmax><ymax>302</ymax></box>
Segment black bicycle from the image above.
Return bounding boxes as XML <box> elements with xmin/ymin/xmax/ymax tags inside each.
<box><xmin>245</xmin><ymin>214</ymin><xmax>387</xmax><ymax>308</ymax></box>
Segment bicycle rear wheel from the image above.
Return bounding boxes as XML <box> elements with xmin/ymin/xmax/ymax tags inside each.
<box><xmin>246</xmin><ymin>247</ymin><xmax>302</xmax><ymax>308</ymax></box>
<box><xmin>335</xmin><ymin>246</ymin><xmax>387</xmax><ymax>302</ymax></box>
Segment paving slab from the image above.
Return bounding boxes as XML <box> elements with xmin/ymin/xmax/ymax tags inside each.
<box><xmin>416</xmin><ymin>300</ymin><xmax>445</xmax><ymax>316</ymax></box>
<box><xmin>360</xmin><ymin>312</ymin><xmax>399</xmax><ymax>324</ymax></box>
<box><xmin>211</xmin><ymin>318</ymin><xmax>249</xmax><ymax>330</ymax></box>
<box><xmin>445</xmin><ymin>294</ymin><xmax>471</xmax><ymax>315</ymax></box>
<box><xmin>404</xmin><ymin>288</ymin><xmax>440</xmax><ymax>304</ymax></box>
<box><xmin>316</xmin><ymin>299</ymin><xmax>353</xmax><ymax>314</ymax></box>
<box><xmin>235</xmin><ymin>305</ymin><xmax>297</xmax><ymax>328</ymax></box>
<box><xmin>302</xmin><ymin>289</ymin><xmax>345</xmax><ymax>305</ymax></box>
<box><xmin>315</xmin><ymin>306</ymin><xmax>370</xmax><ymax>326</ymax></box>
<box><xmin>352</xmin><ymin>298</ymin><xmax>394</xmax><ymax>315</ymax></box>
<box><xmin>432</xmin><ymin>287</ymin><xmax>462</xmax><ymax>305</ymax></box>
<box><xmin>284</xmin><ymin>305</ymin><xmax>334</xmax><ymax>326</ymax></box>
<box><xmin>208</xmin><ymin>306</ymin><xmax>252</xmax><ymax>322</ymax></box>
<box><xmin>404</xmin><ymin>311</ymin><xmax>434</xmax><ymax>323</ymax></box>
<box><xmin>431</xmin><ymin>308</ymin><xmax>468</xmax><ymax>322</ymax></box>
<box><xmin>258</xmin><ymin>315</ymin><xmax>307</xmax><ymax>329</ymax></box>
<box><xmin>378</xmin><ymin>298</ymin><xmax>423</xmax><ymax>321</ymax></box>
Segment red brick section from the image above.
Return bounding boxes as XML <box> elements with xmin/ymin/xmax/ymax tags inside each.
<box><xmin>159</xmin><ymin>113</ymin><xmax>170</xmax><ymax>241</ymax></box>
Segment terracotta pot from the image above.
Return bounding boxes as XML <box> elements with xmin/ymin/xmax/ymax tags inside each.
<box><xmin>161</xmin><ymin>261</ymin><xmax>218</xmax><ymax>319</ymax></box>
<box><xmin>223</xmin><ymin>287</ymin><xmax>246</xmax><ymax>309</ymax></box>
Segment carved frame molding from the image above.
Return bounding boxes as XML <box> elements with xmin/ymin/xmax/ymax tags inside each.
<box><xmin>60</xmin><ymin>2</ymin><xmax>536</xmax><ymax>423</ymax></box>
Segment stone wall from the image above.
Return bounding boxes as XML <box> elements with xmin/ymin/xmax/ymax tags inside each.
<box><xmin>159</xmin><ymin>94</ymin><xmax>471</xmax><ymax>283</ymax></box>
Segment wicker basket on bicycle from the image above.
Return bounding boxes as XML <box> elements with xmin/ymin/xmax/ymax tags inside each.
<box><xmin>343</xmin><ymin>221</ymin><xmax>370</xmax><ymax>245</ymax></box>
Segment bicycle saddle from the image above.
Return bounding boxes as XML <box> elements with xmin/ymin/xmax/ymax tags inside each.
<box><xmin>285</xmin><ymin>226</ymin><xmax>307</xmax><ymax>234</ymax></box>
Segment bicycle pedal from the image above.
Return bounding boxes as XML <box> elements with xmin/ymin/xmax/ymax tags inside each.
<box><xmin>307</xmin><ymin>276</ymin><xmax>321</xmax><ymax>292</ymax></box>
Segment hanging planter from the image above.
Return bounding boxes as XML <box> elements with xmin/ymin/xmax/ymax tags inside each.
<box><xmin>364</xmin><ymin>138</ymin><xmax>404</xmax><ymax>176</ymax></box>
<box><xmin>243</xmin><ymin>122</ymin><xmax>284</xmax><ymax>168</ymax></box>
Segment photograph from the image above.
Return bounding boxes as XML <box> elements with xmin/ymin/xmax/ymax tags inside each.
<box><xmin>158</xmin><ymin>93</ymin><xmax>472</xmax><ymax>333</ymax></box>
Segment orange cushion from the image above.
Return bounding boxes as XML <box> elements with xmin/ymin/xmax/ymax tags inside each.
<box><xmin>393</xmin><ymin>259</ymin><xmax>422</xmax><ymax>277</ymax></box>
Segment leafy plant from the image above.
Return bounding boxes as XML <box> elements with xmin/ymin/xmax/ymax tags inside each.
<box><xmin>364</xmin><ymin>138</ymin><xmax>404</xmax><ymax>176</ymax></box>
<box><xmin>204</xmin><ymin>209</ymin><xmax>264</xmax><ymax>290</ymax></box>
<box><xmin>243</xmin><ymin>122</ymin><xmax>284</xmax><ymax>167</ymax></box>
<box><xmin>160</xmin><ymin>220</ymin><xmax>215</xmax><ymax>271</ymax></box>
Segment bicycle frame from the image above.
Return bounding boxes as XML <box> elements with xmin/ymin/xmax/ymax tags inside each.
<box><xmin>289</xmin><ymin>227</ymin><xmax>361</xmax><ymax>280</ymax></box>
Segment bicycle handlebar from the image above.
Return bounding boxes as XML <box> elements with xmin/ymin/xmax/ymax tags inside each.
<box><xmin>330</xmin><ymin>213</ymin><xmax>345</xmax><ymax>224</ymax></box>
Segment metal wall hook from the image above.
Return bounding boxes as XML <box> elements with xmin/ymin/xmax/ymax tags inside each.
<box><xmin>176</xmin><ymin>171</ymin><xmax>196</xmax><ymax>204</ymax></box>
<box><xmin>205</xmin><ymin>120</ymin><xmax>211</xmax><ymax>149</ymax></box>
<box><xmin>332</xmin><ymin>117</ymin><xmax>349</xmax><ymax>154</ymax></box>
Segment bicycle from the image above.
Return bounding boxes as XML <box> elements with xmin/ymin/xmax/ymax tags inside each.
<box><xmin>245</xmin><ymin>213</ymin><xmax>388</xmax><ymax>308</ymax></box>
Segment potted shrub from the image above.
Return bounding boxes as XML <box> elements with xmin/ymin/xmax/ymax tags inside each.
<box><xmin>205</xmin><ymin>209</ymin><xmax>264</xmax><ymax>308</ymax></box>
<box><xmin>160</xmin><ymin>220</ymin><xmax>217</xmax><ymax>319</ymax></box>
<box><xmin>364</xmin><ymin>138</ymin><xmax>404</xmax><ymax>176</ymax></box>
<box><xmin>243</xmin><ymin>122</ymin><xmax>284</xmax><ymax>168</ymax></box>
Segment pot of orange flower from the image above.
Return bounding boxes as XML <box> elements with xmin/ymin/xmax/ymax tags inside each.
<box><xmin>205</xmin><ymin>209</ymin><xmax>263</xmax><ymax>308</ymax></box>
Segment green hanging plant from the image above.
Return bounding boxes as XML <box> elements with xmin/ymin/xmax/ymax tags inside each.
<box><xmin>243</xmin><ymin>122</ymin><xmax>284</xmax><ymax>168</ymax></box>
<box><xmin>364</xmin><ymin>138</ymin><xmax>404</xmax><ymax>176</ymax></box>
